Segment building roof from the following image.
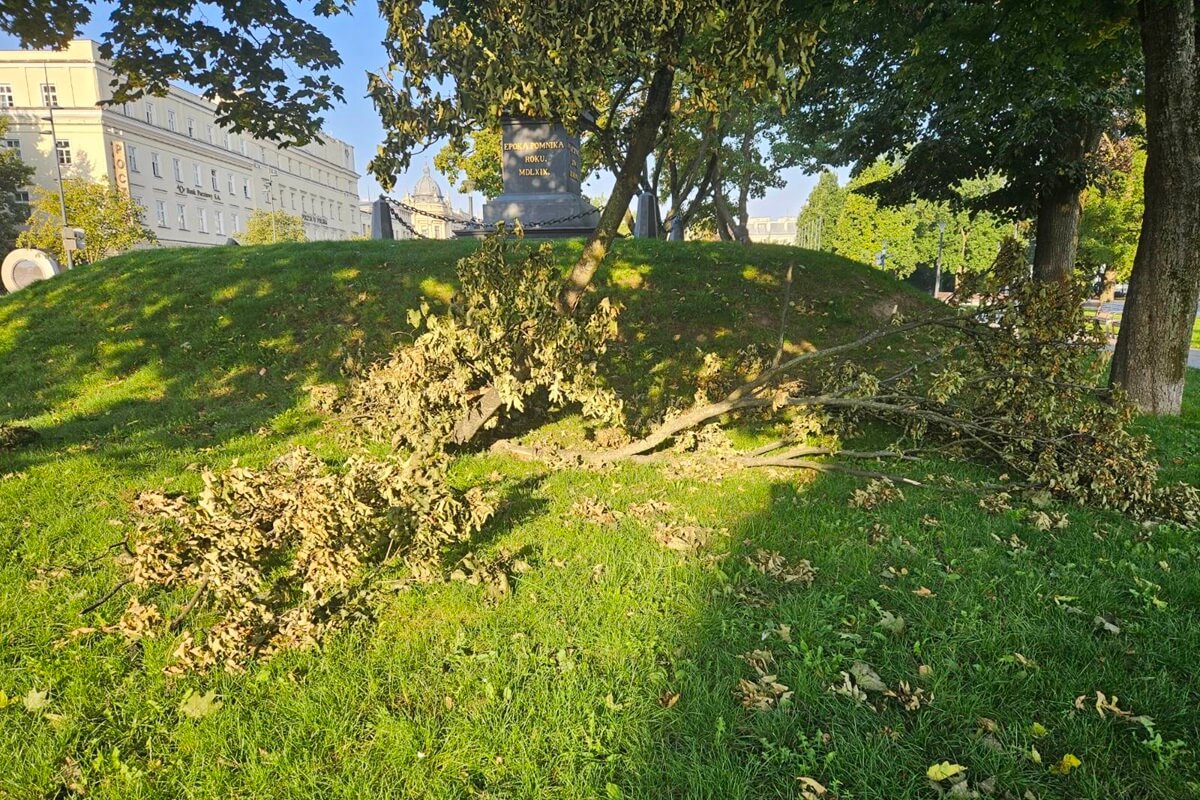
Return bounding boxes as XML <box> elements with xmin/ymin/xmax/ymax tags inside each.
<box><xmin>411</xmin><ymin>164</ymin><xmax>445</xmax><ymax>202</ymax></box>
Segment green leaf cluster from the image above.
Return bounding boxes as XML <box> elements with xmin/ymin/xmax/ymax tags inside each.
<box><xmin>348</xmin><ymin>230</ymin><xmax>623</xmax><ymax>450</ymax></box>
<box><xmin>0</xmin><ymin>117</ymin><xmax>34</xmax><ymax>252</ymax></box>
<box><xmin>17</xmin><ymin>178</ymin><xmax>155</xmax><ymax>265</ymax></box>
<box><xmin>367</xmin><ymin>0</ymin><xmax>818</xmax><ymax>188</ymax></box>
<box><xmin>239</xmin><ymin>209</ymin><xmax>308</xmax><ymax>246</ymax></box>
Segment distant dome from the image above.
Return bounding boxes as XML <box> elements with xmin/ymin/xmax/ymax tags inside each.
<box><xmin>411</xmin><ymin>164</ymin><xmax>445</xmax><ymax>201</ymax></box>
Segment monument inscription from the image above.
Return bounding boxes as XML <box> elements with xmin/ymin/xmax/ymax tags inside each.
<box><xmin>470</xmin><ymin>115</ymin><xmax>599</xmax><ymax>237</ymax></box>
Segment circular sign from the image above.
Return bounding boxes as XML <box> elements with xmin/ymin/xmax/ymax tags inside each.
<box><xmin>2</xmin><ymin>248</ymin><xmax>61</xmax><ymax>293</ymax></box>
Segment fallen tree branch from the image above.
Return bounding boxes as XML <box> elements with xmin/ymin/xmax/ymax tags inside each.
<box><xmin>169</xmin><ymin>577</ymin><xmax>210</xmax><ymax>631</ymax></box>
<box><xmin>81</xmin><ymin>578</ymin><xmax>131</xmax><ymax>615</ymax></box>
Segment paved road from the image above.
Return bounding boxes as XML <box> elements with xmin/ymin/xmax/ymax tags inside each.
<box><xmin>1098</xmin><ymin>299</ymin><xmax>1200</xmax><ymax>368</ymax></box>
<box><xmin>1101</xmin><ymin>298</ymin><xmax>1200</xmax><ymax>316</ymax></box>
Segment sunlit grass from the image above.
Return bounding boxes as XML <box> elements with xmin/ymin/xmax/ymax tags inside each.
<box><xmin>0</xmin><ymin>239</ymin><xmax>1197</xmax><ymax>799</ymax></box>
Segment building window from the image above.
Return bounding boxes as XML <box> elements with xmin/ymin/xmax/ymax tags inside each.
<box><xmin>133</xmin><ymin>194</ymin><xmax>144</xmax><ymax>212</ymax></box>
<box><xmin>0</xmin><ymin>85</ymin><xmax>12</xmax><ymax>108</ymax></box>
<box><xmin>207</xmin><ymin>126</ymin><xmax>214</xmax><ymax>144</ymax></box>
<box><xmin>223</xmin><ymin>132</ymin><xmax>230</xmax><ymax>149</ymax></box>
<box><xmin>15</xmin><ymin>189</ymin><xmax>30</xmax><ymax>208</ymax></box>
<box><xmin>198</xmin><ymin>207</ymin><xmax>208</xmax><ymax>233</ymax></box>
<box><xmin>126</xmin><ymin>144</ymin><xmax>139</xmax><ymax>172</ymax></box>
<box><xmin>55</xmin><ymin>139</ymin><xmax>71</xmax><ymax>165</ymax></box>
<box><xmin>187</xmin><ymin>117</ymin><xmax>195</xmax><ymax>138</ymax></box>
<box><xmin>211</xmin><ymin>168</ymin><xmax>219</xmax><ymax>192</ymax></box>
<box><xmin>167</xmin><ymin>109</ymin><xmax>176</xmax><ymax>132</ymax></box>
<box><xmin>290</xmin><ymin>191</ymin><xmax>296</xmax><ymax>210</ymax></box>
<box><xmin>2</xmin><ymin>138</ymin><xmax>19</xmax><ymax>156</ymax></box>
<box><xmin>41</xmin><ymin>83</ymin><xmax>58</xmax><ymax>107</ymax></box>
<box><xmin>232</xmin><ymin>213</ymin><xmax>240</xmax><ymax>232</ymax></box>
<box><xmin>227</xmin><ymin>173</ymin><xmax>235</xmax><ymax>195</ymax></box>
<box><xmin>177</xmin><ymin>204</ymin><xmax>187</xmax><ymax>229</ymax></box>
<box><xmin>151</xmin><ymin>152</ymin><xmax>161</xmax><ymax>178</ymax></box>
<box><xmin>145</xmin><ymin>102</ymin><xmax>155</xmax><ymax>125</ymax></box>
<box><xmin>243</xmin><ymin>178</ymin><xmax>250</xmax><ymax>200</ymax></box>
<box><xmin>193</xmin><ymin>163</ymin><xmax>202</xmax><ymax>186</ymax></box>
<box><xmin>239</xmin><ymin>140</ymin><xmax>247</xmax><ymax>156</ymax></box>
<box><xmin>155</xmin><ymin>200</ymin><xmax>167</xmax><ymax>227</ymax></box>
<box><xmin>216</xmin><ymin>210</ymin><xmax>224</xmax><ymax>235</ymax></box>
<box><xmin>172</xmin><ymin>158</ymin><xmax>182</xmax><ymax>182</ymax></box>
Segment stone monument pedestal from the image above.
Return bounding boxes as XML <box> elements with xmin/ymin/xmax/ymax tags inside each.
<box><xmin>457</xmin><ymin>116</ymin><xmax>599</xmax><ymax>238</ymax></box>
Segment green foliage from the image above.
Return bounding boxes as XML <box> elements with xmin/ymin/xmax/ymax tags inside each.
<box><xmin>16</xmin><ymin>178</ymin><xmax>155</xmax><ymax>265</ymax></box>
<box><xmin>794</xmin><ymin>1</ymin><xmax>1141</xmax><ymax>219</ymax></box>
<box><xmin>367</xmin><ymin>0</ymin><xmax>817</xmax><ymax>187</ymax></box>
<box><xmin>238</xmin><ymin>209</ymin><xmax>307</xmax><ymax>245</ymax></box>
<box><xmin>0</xmin><ymin>117</ymin><xmax>34</xmax><ymax>252</ymax></box>
<box><xmin>1079</xmin><ymin>137</ymin><xmax>1145</xmax><ymax>282</ymax></box>
<box><xmin>795</xmin><ymin>170</ymin><xmax>845</xmax><ymax>249</ymax></box>
<box><xmin>829</xmin><ymin>160</ymin><xmax>1010</xmax><ymax>277</ymax></box>
<box><xmin>349</xmin><ymin>231</ymin><xmax>622</xmax><ymax>450</ymax></box>
<box><xmin>123</xmin><ymin>447</ymin><xmax>496</xmax><ymax>672</ymax></box>
<box><xmin>2</xmin><ymin>0</ymin><xmax>346</xmax><ymax>144</ymax></box>
<box><xmin>918</xmin><ymin>240</ymin><xmax>1198</xmax><ymax>520</ymax></box>
<box><xmin>434</xmin><ymin>127</ymin><xmax>504</xmax><ymax>199</ymax></box>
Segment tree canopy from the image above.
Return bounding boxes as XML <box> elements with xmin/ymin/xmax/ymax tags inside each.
<box><xmin>0</xmin><ymin>0</ymin><xmax>346</xmax><ymax>144</ymax></box>
<box><xmin>239</xmin><ymin>209</ymin><xmax>307</xmax><ymax>245</ymax></box>
<box><xmin>17</xmin><ymin>178</ymin><xmax>155</xmax><ymax>264</ymax></box>
<box><xmin>790</xmin><ymin>0</ymin><xmax>1142</xmax><ymax>281</ymax></box>
<box><xmin>0</xmin><ymin>117</ymin><xmax>34</xmax><ymax>252</ymax></box>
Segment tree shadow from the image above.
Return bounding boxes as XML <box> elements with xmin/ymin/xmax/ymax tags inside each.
<box><xmin>0</xmin><ymin>239</ymin><xmax>479</xmax><ymax>475</ymax></box>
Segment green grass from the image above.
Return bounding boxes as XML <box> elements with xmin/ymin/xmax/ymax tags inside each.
<box><xmin>1</xmin><ymin>238</ymin><xmax>1199</xmax><ymax>799</ymax></box>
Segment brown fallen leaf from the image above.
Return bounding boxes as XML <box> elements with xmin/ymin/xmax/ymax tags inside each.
<box><xmin>659</xmin><ymin>691</ymin><xmax>681</xmax><ymax>709</ymax></box>
<box><xmin>913</xmin><ymin>586</ymin><xmax>936</xmax><ymax>598</ymax></box>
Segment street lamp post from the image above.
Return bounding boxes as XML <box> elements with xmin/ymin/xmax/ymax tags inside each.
<box><xmin>42</xmin><ymin>62</ymin><xmax>72</xmax><ymax>270</ymax></box>
<box><xmin>933</xmin><ymin>220</ymin><xmax>946</xmax><ymax>298</ymax></box>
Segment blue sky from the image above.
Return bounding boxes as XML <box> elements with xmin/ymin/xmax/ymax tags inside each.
<box><xmin>2</xmin><ymin>5</ymin><xmax>824</xmax><ymax>220</ymax></box>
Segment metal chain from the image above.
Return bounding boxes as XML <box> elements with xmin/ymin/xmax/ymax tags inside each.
<box><xmin>384</xmin><ymin>196</ymin><xmax>598</xmax><ymax>233</ymax></box>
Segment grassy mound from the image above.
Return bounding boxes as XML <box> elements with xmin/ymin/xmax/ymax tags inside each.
<box><xmin>1</xmin><ymin>239</ymin><xmax>1198</xmax><ymax>799</ymax></box>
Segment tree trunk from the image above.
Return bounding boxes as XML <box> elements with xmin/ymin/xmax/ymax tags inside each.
<box><xmin>733</xmin><ymin>125</ymin><xmax>755</xmax><ymax>245</ymax></box>
<box><xmin>1098</xmin><ymin>266</ymin><xmax>1117</xmax><ymax>303</ymax></box>
<box><xmin>1031</xmin><ymin>183</ymin><xmax>1084</xmax><ymax>283</ymax></box>
<box><xmin>1109</xmin><ymin>0</ymin><xmax>1200</xmax><ymax>415</ymax></box>
<box><xmin>557</xmin><ymin>63</ymin><xmax>676</xmax><ymax>314</ymax></box>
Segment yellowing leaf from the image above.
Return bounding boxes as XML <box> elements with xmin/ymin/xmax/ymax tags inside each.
<box><xmin>1050</xmin><ymin>753</ymin><xmax>1081</xmax><ymax>774</ymax></box>
<box><xmin>1029</xmin><ymin>722</ymin><xmax>1049</xmax><ymax>738</ymax></box>
<box><xmin>179</xmin><ymin>689</ymin><xmax>223</xmax><ymax>719</ymax></box>
<box><xmin>927</xmin><ymin>761</ymin><xmax>966</xmax><ymax>782</ymax></box>
<box><xmin>1028</xmin><ymin>746</ymin><xmax>1042</xmax><ymax>764</ymax></box>
<box><xmin>22</xmin><ymin>687</ymin><xmax>50</xmax><ymax>713</ymax></box>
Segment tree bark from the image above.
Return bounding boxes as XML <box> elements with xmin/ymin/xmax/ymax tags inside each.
<box><xmin>733</xmin><ymin>124</ymin><xmax>755</xmax><ymax>245</ymax></box>
<box><xmin>557</xmin><ymin>63</ymin><xmax>676</xmax><ymax>314</ymax></box>
<box><xmin>1109</xmin><ymin>0</ymin><xmax>1200</xmax><ymax>415</ymax></box>
<box><xmin>1031</xmin><ymin>125</ymin><xmax>1101</xmax><ymax>283</ymax></box>
<box><xmin>1031</xmin><ymin>182</ymin><xmax>1084</xmax><ymax>283</ymax></box>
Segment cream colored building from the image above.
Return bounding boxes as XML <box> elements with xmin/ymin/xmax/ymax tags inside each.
<box><xmin>396</xmin><ymin>165</ymin><xmax>468</xmax><ymax>239</ymax></box>
<box><xmin>746</xmin><ymin>216</ymin><xmax>799</xmax><ymax>245</ymax></box>
<box><xmin>0</xmin><ymin>40</ymin><xmax>360</xmax><ymax>247</ymax></box>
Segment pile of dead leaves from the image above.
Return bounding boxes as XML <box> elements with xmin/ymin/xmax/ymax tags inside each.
<box><xmin>115</xmin><ymin>447</ymin><xmax>495</xmax><ymax>672</ymax></box>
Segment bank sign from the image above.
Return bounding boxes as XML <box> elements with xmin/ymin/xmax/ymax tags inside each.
<box><xmin>176</xmin><ymin>184</ymin><xmax>221</xmax><ymax>202</ymax></box>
